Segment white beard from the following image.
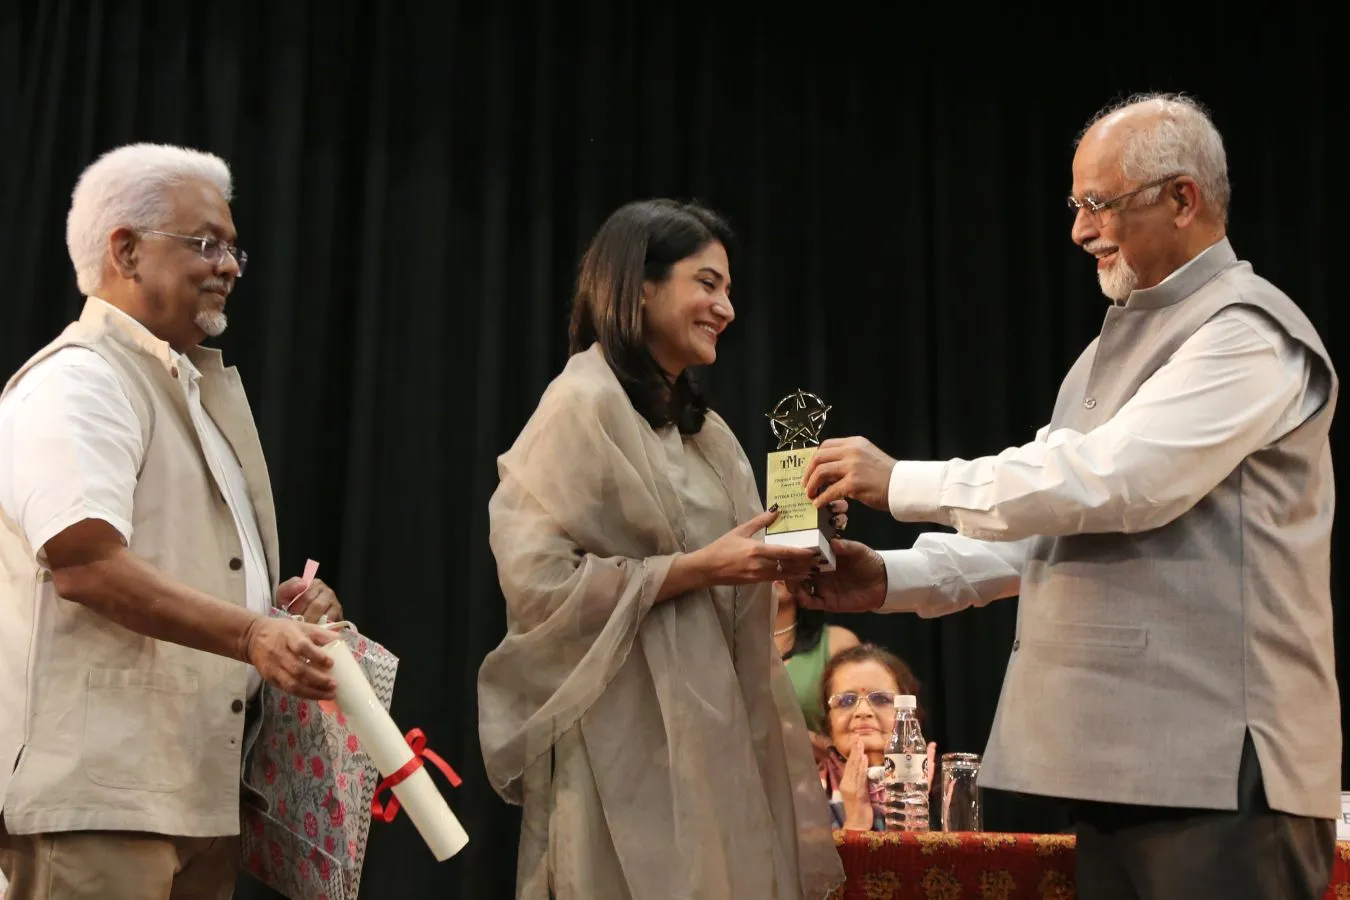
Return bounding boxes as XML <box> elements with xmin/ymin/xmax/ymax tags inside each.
<box><xmin>196</xmin><ymin>308</ymin><xmax>228</xmax><ymax>337</ymax></box>
<box><xmin>1097</xmin><ymin>254</ymin><xmax>1140</xmax><ymax>302</ymax></box>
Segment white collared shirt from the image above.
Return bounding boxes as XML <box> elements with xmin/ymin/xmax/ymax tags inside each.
<box><xmin>0</xmin><ymin>298</ymin><xmax>272</xmax><ymax>694</ymax></box>
<box><xmin>879</xmin><ymin>243</ymin><xmax>1329</xmax><ymax>615</ymax></box>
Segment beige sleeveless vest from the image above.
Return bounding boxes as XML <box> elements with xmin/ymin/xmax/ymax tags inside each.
<box><xmin>0</xmin><ymin>298</ymin><xmax>279</xmax><ymax>836</ymax></box>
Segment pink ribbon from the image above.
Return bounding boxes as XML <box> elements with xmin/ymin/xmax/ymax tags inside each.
<box><xmin>286</xmin><ymin>559</ymin><xmax>340</xmax><ymax>713</ymax></box>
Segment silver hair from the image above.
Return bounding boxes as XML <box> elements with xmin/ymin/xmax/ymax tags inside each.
<box><xmin>66</xmin><ymin>143</ymin><xmax>233</xmax><ymax>295</ymax></box>
<box><xmin>1078</xmin><ymin>92</ymin><xmax>1230</xmax><ymax>223</ymax></box>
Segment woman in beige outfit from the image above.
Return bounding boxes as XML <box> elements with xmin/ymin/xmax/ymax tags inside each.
<box><xmin>478</xmin><ymin>199</ymin><xmax>847</xmax><ymax>899</ymax></box>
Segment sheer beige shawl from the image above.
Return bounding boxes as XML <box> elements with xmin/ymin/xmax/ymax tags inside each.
<box><xmin>478</xmin><ymin>344</ymin><xmax>844</xmax><ymax>899</ymax></box>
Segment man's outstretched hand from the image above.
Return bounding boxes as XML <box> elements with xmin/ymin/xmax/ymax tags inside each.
<box><xmin>801</xmin><ymin>436</ymin><xmax>896</xmax><ymax>511</ymax></box>
<box><xmin>788</xmin><ymin>538</ymin><xmax>888</xmax><ymax>614</ymax></box>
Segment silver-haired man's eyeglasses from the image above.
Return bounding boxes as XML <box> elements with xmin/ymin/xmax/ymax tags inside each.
<box><xmin>1067</xmin><ymin>175</ymin><xmax>1179</xmax><ymax>220</ymax></box>
<box><xmin>140</xmin><ymin>230</ymin><xmax>248</xmax><ymax>276</ymax></box>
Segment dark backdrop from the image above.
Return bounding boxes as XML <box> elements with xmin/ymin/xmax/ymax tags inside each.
<box><xmin>2</xmin><ymin>3</ymin><xmax>1343</xmax><ymax>898</ymax></box>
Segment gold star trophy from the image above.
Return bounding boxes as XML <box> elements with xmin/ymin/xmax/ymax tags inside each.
<box><xmin>765</xmin><ymin>389</ymin><xmax>836</xmax><ymax>571</ymax></box>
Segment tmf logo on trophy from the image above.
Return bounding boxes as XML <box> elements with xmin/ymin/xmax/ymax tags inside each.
<box><xmin>765</xmin><ymin>389</ymin><xmax>837</xmax><ymax>572</ymax></box>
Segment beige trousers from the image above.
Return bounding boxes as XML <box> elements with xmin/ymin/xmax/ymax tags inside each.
<box><xmin>0</xmin><ymin>823</ymin><xmax>237</xmax><ymax>900</ymax></box>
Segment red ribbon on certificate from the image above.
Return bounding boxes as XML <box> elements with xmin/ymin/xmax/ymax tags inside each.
<box><xmin>371</xmin><ymin>728</ymin><xmax>463</xmax><ymax>824</ymax></box>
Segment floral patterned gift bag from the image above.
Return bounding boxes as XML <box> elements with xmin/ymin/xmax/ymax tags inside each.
<box><xmin>239</xmin><ymin>608</ymin><xmax>398</xmax><ymax>900</ymax></box>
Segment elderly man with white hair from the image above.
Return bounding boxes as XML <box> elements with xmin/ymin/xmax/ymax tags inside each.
<box><xmin>797</xmin><ymin>92</ymin><xmax>1339</xmax><ymax>898</ymax></box>
<box><xmin>0</xmin><ymin>143</ymin><xmax>345</xmax><ymax>899</ymax></box>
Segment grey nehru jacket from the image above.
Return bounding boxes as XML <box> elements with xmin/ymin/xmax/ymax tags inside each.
<box><xmin>978</xmin><ymin>238</ymin><xmax>1341</xmax><ymax>820</ymax></box>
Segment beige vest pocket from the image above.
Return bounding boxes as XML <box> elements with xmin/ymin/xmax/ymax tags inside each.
<box><xmin>83</xmin><ymin>669</ymin><xmax>201</xmax><ymax>792</ymax></box>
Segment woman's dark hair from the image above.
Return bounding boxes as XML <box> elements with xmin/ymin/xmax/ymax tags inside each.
<box><xmin>568</xmin><ymin>198</ymin><xmax>737</xmax><ymax>435</ymax></box>
<box><xmin>819</xmin><ymin>643</ymin><xmax>927</xmax><ymax>729</ymax></box>
<box><xmin>783</xmin><ymin>607</ymin><xmax>828</xmax><ymax>660</ymax></box>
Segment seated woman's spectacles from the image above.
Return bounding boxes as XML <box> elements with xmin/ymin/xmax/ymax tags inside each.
<box><xmin>827</xmin><ymin>691</ymin><xmax>895</xmax><ymax>711</ymax></box>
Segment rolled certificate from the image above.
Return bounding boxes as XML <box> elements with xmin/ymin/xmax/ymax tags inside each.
<box><xmin>321</xmin><ymin>638</ymin><xmax>470</xmax><ymax>860</ymax></box>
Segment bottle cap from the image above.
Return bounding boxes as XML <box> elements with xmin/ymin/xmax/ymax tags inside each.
<box><xmin>894</xmin><ymin>694</ymin><xmax>917</xmax><ymax>710</ymax></box>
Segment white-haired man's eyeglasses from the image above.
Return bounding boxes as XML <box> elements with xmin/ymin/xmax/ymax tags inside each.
<box><xmin>140</xmin><ymin>230</ymin><xmax>248</xmax><ymax>276</ymax></box>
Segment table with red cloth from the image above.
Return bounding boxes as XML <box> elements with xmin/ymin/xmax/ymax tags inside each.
<box><xmin>827</xmin><ymin>830</ymin><xmax>1350</xmax><ymax>899</ymax></box>
<box><xmin>3</xmin><ymin>835</ymin><xmax>1348</xmax><ymax>900</ymax></box>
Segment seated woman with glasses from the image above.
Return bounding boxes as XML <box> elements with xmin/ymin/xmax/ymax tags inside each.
<box><xmin>818</xmin><ymin>644</ymin><xmax>936</xmax><ymax>831</ymax></box>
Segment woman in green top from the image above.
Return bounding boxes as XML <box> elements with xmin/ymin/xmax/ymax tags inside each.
<box><xmin>773</xmin><ymin>579</ymin><xmax>859</xmax><ymax>756</ymax></box>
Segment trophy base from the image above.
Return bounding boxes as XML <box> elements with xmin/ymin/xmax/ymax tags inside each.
<box><xmin>765</xmin><ymin>528</ymin><xmax>836</xmax><ymax>572</ymax></box>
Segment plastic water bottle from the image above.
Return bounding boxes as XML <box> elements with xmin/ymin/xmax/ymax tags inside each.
<box><xmin>879</xmin><ymin>694</ymin><xmax>930</xmax><ymax>831</ymax></box>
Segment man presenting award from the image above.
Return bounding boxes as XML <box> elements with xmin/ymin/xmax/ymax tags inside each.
<box><xmin>794</xmin><ymin>93</ymin><xmax>1338</xmax><ymax>900</ymax></box>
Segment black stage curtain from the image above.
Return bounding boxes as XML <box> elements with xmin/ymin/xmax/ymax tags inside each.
<box><xmin>1</xmin><ymin>3</ymin><xmax>1343</xmax><ymax>898</ymax></box>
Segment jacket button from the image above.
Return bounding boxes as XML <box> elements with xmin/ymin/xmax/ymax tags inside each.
<box><xmin>229</xmin><ymin>557</ymin><xmax>243</xmax><ymax>571</ymax></box>
<box><xmin>1012</xmin><ymin>639</ymin><xmax>1021</xmax><ymax>651</ymax></box>
<box><xmin>231</xmin><ymin>699</ymin><xmax>244</xmax><ymax>713</ymax></box>
<box><xmin>1083</xmin><ymin>397</ymin><xmax>1097</xmax><ymax>409</ymax></box>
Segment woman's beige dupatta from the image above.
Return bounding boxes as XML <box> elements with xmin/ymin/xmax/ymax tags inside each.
<box><xmin>478</xmin><ymin>344</ymin><xmax>844</xmax><ymax>899</ymax></box>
